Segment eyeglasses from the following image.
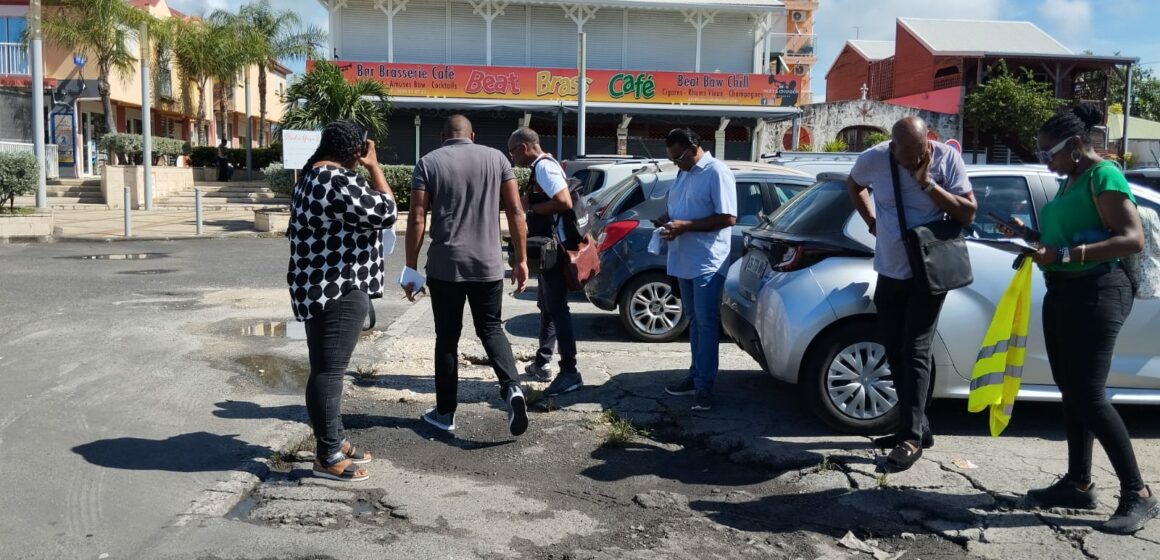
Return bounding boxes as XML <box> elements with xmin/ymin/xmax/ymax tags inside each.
<box><xmin>1037</xmin><ymin>137</ymin><xmax>1071</xmax><ymax>164</ymax></box>
<box><xmin>670</xmin><ymin>148</ymin><xmax>691</xmax><ymax>164</ymax></box>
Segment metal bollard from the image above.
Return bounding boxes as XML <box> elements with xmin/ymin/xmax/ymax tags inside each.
<box><xmin>123</xmin><ymin>187</ymin><xmax>132</xmax><ymax>237</ymax></box>
<box><xmin>194</xmin><ymin>188</ymin><xmax>203</xmax><ymax>236</ymax></box>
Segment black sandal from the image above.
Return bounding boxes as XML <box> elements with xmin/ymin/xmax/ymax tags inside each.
<box><xmin>313</xmin><ymin>454</ymin><xmax>369</xmax><ymax>482</ymax></box>
<box><xmin>886</xmin><ymin>441</ymin><xmax>923</xmax><ymax>471</ymax></box>
<box><xmin>341</xmin><ymin>440</ymin><xmax>372</xmax><ymax>465</ymax></box>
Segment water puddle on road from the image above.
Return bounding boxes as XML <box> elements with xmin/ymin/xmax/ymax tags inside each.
<box><xmin>116</xmin><ymin>269</ymin><xmax>178</xmax><ymax>275</ymax></box>
<box><xmin>235</xmin><ymin>354</ymin><xmax>310</xmax><ymax>393</ymax></box>
<box><xmin>64</xmin><ymin>253</ymin><xmax>170</xmax><ymax>260</ymax></box>
<box><xmin>238</xmin><ymin>321</ymin><xmax>307</xmax><ymax>341</ymax></box>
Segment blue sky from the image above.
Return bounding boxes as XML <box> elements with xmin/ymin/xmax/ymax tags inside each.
<box><xmin>169</xmin><ymin>0</ymin><xmax>1159</xmax><ymax>101</ymax></box>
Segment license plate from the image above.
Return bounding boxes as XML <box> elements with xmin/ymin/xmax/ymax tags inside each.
<box><xmin>744</xmin><ymin>256</ymin><xmax>768</xmax><ymax>276</ymax></box>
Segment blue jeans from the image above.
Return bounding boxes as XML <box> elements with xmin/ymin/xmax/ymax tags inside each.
<box><xmin>678</xmin><ymin>270</ymin><xmax>726</xmax><ymax>393</ymax></box>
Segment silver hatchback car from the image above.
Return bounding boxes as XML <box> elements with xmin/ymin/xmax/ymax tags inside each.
<box><xmin>721</xmin><ymin>167</ymin><xmax>1160</xmax><ymax>434</ymax></box>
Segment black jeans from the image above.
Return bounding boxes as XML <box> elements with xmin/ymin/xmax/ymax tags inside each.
<box><xmin>1044</xmin><ymin>265</ymin><xmax>1143</xmax><ymax>492</ymax></box>
<box><xmin>874</xmin><ymin>275</ymin><xmax>947</xmax><ymax>442</ymax></box>
<box><xmin>533</xmin><ymin>263</ymin><xmax>577</xmax><ymax>372</ymax></box>
<box><xmin>428</xmin><ymin>278</ymin><xmax>521</xmax><ymax>414</ymax></box>
<box><xmin>304</xmin><ymin>289</ymin><xmax>370</xmax><ymax>459</ymax></box>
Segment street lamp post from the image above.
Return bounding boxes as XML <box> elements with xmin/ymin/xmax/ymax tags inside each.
<box><xmin>30</xmin><ymin>0</ymin><xmax>46</xmax><ymax>209</ymax></box>
<box><xmin>140</xmin><ymin>22</ymin><xmax>153</xmax><ymax>210</ymax></box>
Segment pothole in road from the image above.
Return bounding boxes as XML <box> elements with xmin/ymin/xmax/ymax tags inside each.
<box><xmin>62</xmin><ymin>253</ymin><xmax>170</xmax><ymax>260</ymax></box>
<box><xmin>116</xmin><ymin>269</ymin><xmax>178</xmax><ymax>275</ymax></box>
<box><xmin>235</xmin><ymin>354</ymin><xmax>310</xmax><ymax>393</ymax></box>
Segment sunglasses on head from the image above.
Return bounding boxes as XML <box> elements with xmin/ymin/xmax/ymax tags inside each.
<box><xmin>1036</xmin><ymin>137</ymin><xmax>1071</xmax><ymax>165</ymax></box>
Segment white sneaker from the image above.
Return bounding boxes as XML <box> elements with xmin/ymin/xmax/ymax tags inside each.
<box><xmin>506</xmin><ymin>386</ymin><xmax>529</xmax><ymax>436</ymax></box>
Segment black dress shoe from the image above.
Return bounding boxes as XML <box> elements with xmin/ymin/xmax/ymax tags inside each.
<box><xmin>874</xmin><ymin>432</ymin><xmax>934</xmax><ymax>450</ymax></box>
<box><xmin>886</xmin><ymin>441</ymin><xmax>923</xmax><ymax>471</ymax></box>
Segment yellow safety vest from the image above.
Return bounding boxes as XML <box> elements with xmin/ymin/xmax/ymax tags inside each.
<box><xmin>968</xmin><ymin>257</ymin><xmax>1033</xmax><ymax>437</ymax></box>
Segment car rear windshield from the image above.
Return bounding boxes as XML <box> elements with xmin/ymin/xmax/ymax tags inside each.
<box><xmin>589</xmin><ymin>175</ymin><xmax>639</xmax><ymax>209</ymax></box>
<box><xmin>765</xmin><ymin>179</ymin><xmax>854</xmax><ymax>235</ymax></box>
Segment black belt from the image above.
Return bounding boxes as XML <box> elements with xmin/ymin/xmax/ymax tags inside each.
<box><xmin>1044</xmin><ymin>262</ymin><xmax>1114</xmax><ymax>281</ymax></box>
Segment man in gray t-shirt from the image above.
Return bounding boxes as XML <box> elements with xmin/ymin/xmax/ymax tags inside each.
<box><xmin>846</xmin><ymin>116</ymin><xmax>976</xmax><ymax>472</ymax></box>
<box><xmin>405</xmin><ymin>115</ymin><xmax>531</xmax><ymax>438</ymax></box>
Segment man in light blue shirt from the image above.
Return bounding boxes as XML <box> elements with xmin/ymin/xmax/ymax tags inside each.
<box><xmin>660</xmin><ymin>128</ymin><xmax>737</xmax><ymax>411</ymax></box>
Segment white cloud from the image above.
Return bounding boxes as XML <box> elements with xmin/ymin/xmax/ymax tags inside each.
<box><xmin>1037</xmin><ymin>0</ymin><xmax>1093</xmax><ymax>42</ymax></box>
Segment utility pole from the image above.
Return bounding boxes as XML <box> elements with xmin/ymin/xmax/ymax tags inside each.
<box><xmin>30</xmin><ymin>0</ymin><xmax>46</xmax><ymax>208</ymax></box>
<box><xmin>245</xmin><ymin>69</ymin><xmax>253</xmax><ymax>180</ymax></box>
<box><xmin>141</xmin><ymin>22</ymin><xmax>153</xmax><ymax>210</ymax></box>
<box><xmin>577</xmin><ymin>32</ymin><xmax>587</xmax><ymax>156</ymax></box>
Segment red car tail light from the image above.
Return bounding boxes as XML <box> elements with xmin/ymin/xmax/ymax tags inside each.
<box><xmin>597</xmin><ymin>220</ymin><xmax>639</xmax><ymax>252</ymax></box>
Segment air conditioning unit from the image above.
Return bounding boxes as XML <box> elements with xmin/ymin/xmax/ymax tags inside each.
<box><xmin>791</xmin><ymin>10</ymin><xmax>807</xmax><ymax>22</ymax></box>
<box><xmin>794</xmin><ymin>64</ymin><xmax>809</xmax><ymax>75</ymax></box>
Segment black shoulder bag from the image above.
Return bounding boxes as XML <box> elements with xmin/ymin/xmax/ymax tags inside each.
<box><xmin>888</xmin><ymin>153</ymin><xmax>973</xmax><ymax>295</ymax></box>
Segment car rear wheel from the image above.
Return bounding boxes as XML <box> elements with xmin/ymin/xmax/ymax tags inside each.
<box><xmin>618</xmin><ymin>273</ymin><xmax>688</xmax><ymax>343</ymax></box>
<box><xmin>802</xmin><ymin>321</ymin><xmax>900</xmax><ymax>434</ymax></box>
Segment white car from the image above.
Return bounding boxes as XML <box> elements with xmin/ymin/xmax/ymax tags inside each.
<box><xmin>721</xmin><ymin>167</ymin><xmax>1160</xmax><ymax>434</ymax></box>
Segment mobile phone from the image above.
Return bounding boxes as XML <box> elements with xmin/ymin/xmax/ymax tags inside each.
<box><xmin>985</xmin><ymin>212</ymin><xmax>1026</xmax><ymax>235</ymax></box>
<box><xmin>359</xmin><ymin>131</ymin><xmax>370</xmax><ymax>157</ymax></box>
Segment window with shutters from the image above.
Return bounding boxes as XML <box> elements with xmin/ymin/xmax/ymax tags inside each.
<box><xmin>624</xmin><ymin>11</ymin><xmax>695</xmax><ymax>72</ymax></box>
<box><xmin>395</xmin><ymin>0</ymin><xmax>448</xmax><ymax>63</ymax></box>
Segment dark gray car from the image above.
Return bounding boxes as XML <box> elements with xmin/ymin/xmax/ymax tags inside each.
<box><xmin>582</xmin><ymin>165</ymin><xmax>814</xmax><ymax>342</ymax></box>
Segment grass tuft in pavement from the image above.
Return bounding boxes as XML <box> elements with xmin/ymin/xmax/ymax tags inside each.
<box><xmin>600</xmin><ymin>410</ymin><xmax>650</xmax><ymax>447</ymax></box>
<box><xmin>350</xmin><ymin>363</ymin><xmax>379</xmax><ymax>381</ymax></box>
<box><xmin>269</xmin><ymin>435</ymin><xmax>315</xmax><ymax>470</ymax></box>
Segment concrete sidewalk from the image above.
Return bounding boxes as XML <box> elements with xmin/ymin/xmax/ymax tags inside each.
<box><xmin>10</xmin><ymin>208</ymin><xmax>513</xmax><ymax>242</ymax></box>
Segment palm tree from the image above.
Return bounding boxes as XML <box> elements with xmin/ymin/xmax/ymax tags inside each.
<box><xmin>168</xmin><ymin>17</ymin><xmax>239</xmax><ymax>146</ymax></box>
<box><xmin>42</xmin><ymin>0</ymin><xmax>154</xmax><ymax>135</ymax></box>
<box><xmin>210</xmin><ymin>1</ymin><xmax>326</xmax><ymax>146</ymax></box>
<box><xmin>279</xmin><ymin>60</ymin><xmax>391</xmax><ymax>141</ymax></box>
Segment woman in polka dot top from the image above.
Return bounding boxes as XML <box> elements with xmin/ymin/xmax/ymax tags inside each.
<box><xmin>286</xmin><ymin>121</ymin><xmax>397</xmax><ymax>482</ymax></box>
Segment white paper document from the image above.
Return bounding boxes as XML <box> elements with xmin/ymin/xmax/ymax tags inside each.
<box><xmin>648</xmin><ymin>228</ymin><xmax>667</xmax><ymax>255</ymax></box>
<box><xmin>381</xmin><ymin>227</ymin><xmax>397</xmax><ymax>256</ymax></box>
<box><xmin>399</xmin><ymin>266</ymin><xmax>426</xmax><ymax>293</ymax></box>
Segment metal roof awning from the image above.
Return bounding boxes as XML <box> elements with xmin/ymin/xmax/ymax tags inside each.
<box><xmin>386</xmin><ymin>96</ymin><xmax>802</xmax><ymax>121</ymax></box>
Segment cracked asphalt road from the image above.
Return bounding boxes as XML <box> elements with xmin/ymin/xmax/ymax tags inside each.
<box><xmin>6</xmin><ymin>238</ymin><xmax>1160</xmax><ymax>559</ymax></box>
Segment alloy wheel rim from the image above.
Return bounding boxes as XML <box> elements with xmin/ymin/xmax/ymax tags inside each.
<box><xmin>629</xmin><ymin>282</ymin><xmax>682</xmax><ymax>336</ymax></box>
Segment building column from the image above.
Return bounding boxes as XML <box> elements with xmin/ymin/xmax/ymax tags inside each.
<box><xmin>751</xmin><ymin>119</ymin><xmax>766</xmax><ymax>160</ymax></box>
<box><xmin>715</xmin><ymin>117</ymin><xmax>730</xmax><ymax>158</ymax></box>
<box><xmin>324</xmin><ymin>0</ymin><xmax>349</xmax><ymax>59</ymax></box>
<box><xmin>616</xmin><ymin>114</ymin><xmax>632</xmax><ymax>156</ymax></box>
<box><xmin>374</xmin><ymin>0</ymin><xmax>409</xmax><ymax>63</ymax></box>
<box><xmin>681</xmin><ymin>9</ymin><xmax>717</xmax><ymax>72</ymax></box>
<box><xmin>751</xmin><ymin>12</ymin><xmax>774</xmax><ymax>74</ymax></box>
<box><xmin>468</xmin><ymin>0</ymin><xmax>510</xmax><ymax>66</ymax></box>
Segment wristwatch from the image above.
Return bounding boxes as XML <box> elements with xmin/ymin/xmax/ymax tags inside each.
<box><xmin>921</xmin><ymin>179</ymin><xmax>937</xmax><ymax>193</ymax></box>
<box><xmin>1058</xmin><ymin>246</ymin><xmax>1072</xmax><ymax>264</ymax></box>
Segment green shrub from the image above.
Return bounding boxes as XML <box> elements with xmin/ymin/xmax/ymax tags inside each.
<box><xmin>0</xmin><ymin>151</ymin><xmax>39</xmax><ymax>209</ymax></box>
<box><xmin>189</xmin><ymin>146</ymin><xmax>218</xmax><ymax>167</ymax></box>
<box><xmin>227</xmin><ymin>147</ymin><xmax>281</xmax><ymax>170</ymax></box>
<box><xmin>262</xmin><ymin>162</ymin><xmax>295</xmax><ymax>196</ymax></box>
<box><xmin>99</xmin><ymin>133</ymin><xmax>187</xmax><ymax>164</ymax></box>
<box><xmin>278</xmin><ymin>164</ymin><xmax>531</xmax><ymax>211</ymax></box>
<box><xmin>823</xmin><ymin>138</ymin><xmax>849</xmax><ymax>153</ymax></box>
<box><xmin>865</xmin><ymin>131</ymin><xmax>890</xmax><ymax>147</ymax></box>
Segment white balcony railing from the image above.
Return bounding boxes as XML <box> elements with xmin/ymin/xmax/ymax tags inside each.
<box><xmin>767</xmin><ymin>33</ymin><xmax>817</xmax><ymax>60</ymax></box>
<box><xmin>0</xmin><ymin>42</ymin><xmax>29</xmax><ymax>75</ymax></box>
<box><xmin>0</xmin><ymin>141</ymin><xmax>60</xmax><ymax>179</ymax></box>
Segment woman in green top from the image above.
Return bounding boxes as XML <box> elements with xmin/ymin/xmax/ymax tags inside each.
<box><xmin>1003</xmin><ymin>105</ymin><xmax>1152</xmax><ymax>534</ymax></box>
